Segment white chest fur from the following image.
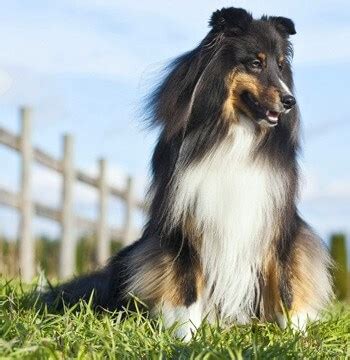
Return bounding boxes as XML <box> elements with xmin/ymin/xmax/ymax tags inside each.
<box><xmin>170</xmin><ymin>118</ymin><xmax>287</xmax><ymax>323</ymax></box>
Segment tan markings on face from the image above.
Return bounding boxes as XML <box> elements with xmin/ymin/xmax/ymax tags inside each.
<box><xmin>223</xmin><ymin>69</ymin><xmax>284</xmax><ymax>122</ymax></box>
<box><xmin>257</xmin><ymin>52</ymin><xmax>267</xmax><ymax>67</ymax></box>
<box><xmin>264</xmin><ymin>86</ymin><xmax>280</xmax><ymax>105</ymax></box>
<box><xmin>222</xmin><ymin>70</ymin><xmax>262</xmax><ymax>121</ymax></box>
<box><xmin>278</xmin><ymin>55</ymin><xmax>284</xmax><ymax>69</ymax></box>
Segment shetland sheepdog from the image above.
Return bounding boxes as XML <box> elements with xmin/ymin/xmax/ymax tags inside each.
<box><xmin>46</xmin><ymin>7</ymin><xmax>333</xmax><ymax>340</ymax></box>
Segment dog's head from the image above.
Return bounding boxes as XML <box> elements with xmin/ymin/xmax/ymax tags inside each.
<box><xmin>210</xmin><ymin>8</ymin><xmax>296</xmax><ymax>128</ymax></box>
<box><xmin>150</xmin><ymin>7</ymin><xmax>298</xmax><ymax>150</ymax></box>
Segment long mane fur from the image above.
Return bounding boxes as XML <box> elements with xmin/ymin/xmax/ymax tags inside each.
<box><xmin>143</xmin><ymin>15</ymin><xmax>301</xmax><ymax>321</ymax></box>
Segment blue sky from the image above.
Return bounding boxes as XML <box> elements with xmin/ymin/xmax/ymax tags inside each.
<box><xmin>0</xmin><ymin>0</ymin><xmax>349</xmax><ymax>244</ymax></box>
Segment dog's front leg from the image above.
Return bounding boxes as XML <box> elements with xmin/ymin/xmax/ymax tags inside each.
<box><xmin>156</xmin><ymin>298</ymin><xmax>203</xmax><ymax>341</ymax></box>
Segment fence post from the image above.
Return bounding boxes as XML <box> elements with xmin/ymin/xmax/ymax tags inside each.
<box><xmin>59</xmin><ymin>134</ymin><xmax>75</xmax><ymax>279</ymax></box>
<box><xmin>123</xmin><ymin>175</ymin><xmax>135</xmax><ymax>245</ymax></box>
<box><xmin>97</xmin><ymin>158</ymin><xmax>109</xmax><ymax>265</ymax></box>
<box><xmin>19</xmin><ymin>107</ymin><xmax>34</xmax><ymax>282</ymax></box>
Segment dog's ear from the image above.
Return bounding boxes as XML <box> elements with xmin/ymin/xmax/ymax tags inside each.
<box><xmin>209</xmin><ymin>7</ymin><xmax>252</xmax><ymax>34</ymax></box>
<box><xmin>268</xmin><ymin>16</ymin><xmax>296</xmax><ymax>36</ymax></box>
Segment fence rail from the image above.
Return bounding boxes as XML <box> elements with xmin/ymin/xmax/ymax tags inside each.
<box><xmin>0</xmin><ymin>107</ymin><xmax>146</xmax><ymax>281</ymax></box>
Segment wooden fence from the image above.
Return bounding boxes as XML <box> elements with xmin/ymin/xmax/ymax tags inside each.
<box><xmin>0</xmin><ymin>107</ymin><xmax>146</xmax><ymax>282</ymax></box>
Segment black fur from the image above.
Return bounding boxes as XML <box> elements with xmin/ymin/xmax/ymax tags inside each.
<box><xmin>266</xmin><ymin>16</ymin><xmax>297</xmax><ymax>36</ymax></box>
<box><xmin>44</xmin><ymin>8</ymin><xmax>316</xmax><ymax>318</ymax></box>
<box><xmin>209</xmin><ymin>7</ymin><xmax>253</xmax><ymax>34</ymax></box>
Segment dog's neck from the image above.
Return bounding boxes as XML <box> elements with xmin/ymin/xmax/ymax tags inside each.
<box><xmin>167</xmin><ymin>115</ymin><xmax>288</xmax><ymax>321</ymax></box>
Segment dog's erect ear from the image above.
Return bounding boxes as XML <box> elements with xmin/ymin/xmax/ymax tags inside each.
<box><xmin>209</xmin><ymin>7</ymin><xmax>252</xmax><ymax>34</ymax></box>
<box><xmin>268</xmin><ymin>16</ymin><xmax>296</xmax><ymax>36</ymax></box>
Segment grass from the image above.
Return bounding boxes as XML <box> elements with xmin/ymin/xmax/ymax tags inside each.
<box><xmin>0</xmin><ymin>279</ymin><xmax>349</xmax><ymax>359</ymax></box>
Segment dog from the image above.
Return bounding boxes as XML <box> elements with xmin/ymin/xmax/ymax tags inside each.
<box><xmin>45</xmin><ymin>7</ymin><xmax>333</xmax><ymax>340</ymax></box>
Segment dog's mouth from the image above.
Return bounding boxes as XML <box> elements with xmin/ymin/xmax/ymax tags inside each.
<box><xmin>240</xmin><ymin>92</ymin><xmax>282</xmax><ymax>127</ymax></box>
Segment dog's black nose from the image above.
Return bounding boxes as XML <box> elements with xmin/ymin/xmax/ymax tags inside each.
<box><xmin>281</xmin><ymin>95</ymin><xmax>296</xmax><ymax>110</ymax></box>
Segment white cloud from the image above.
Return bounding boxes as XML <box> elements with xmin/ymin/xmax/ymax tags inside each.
<box><xmin>301</xmin><ymin>171</ymin><xmax>350</xmax><ymax>203</ymax></box>
<box><xmin>0</xmin><ymin>0</ymin><xmax>349</xmax><ymax>91</ymax></box>
<box><xmin>0</xmin><ymin>20</ymin><xmax>143</xmax><ymax>81</ymax></box>
<box><xmin>328</xmin><ymin>179</ymin><xmax>350</xmax><ymax>199</ymax></box>
<box><xmin>69</xmin><ymin>0</ymin><xmax>350</xmax><ymax>67</ymax></box>
<box><xmin>299</xmin><ymin>168</ymin><xmax>350</xmax><ymax>241</ymax></box>
<box><xmin>300</xmin><ymin>167</ymin><xmax>350</xmax><ymax>204</ymax></box>
<box><xmin>0</xmin><ymin>70</ymin><xmax>13</xmax><ymax>96</ymax></box>
<box><xmin>294</xmin><ymin>26</ymin><xmax>350</xmax><ymax>66</ymax></box>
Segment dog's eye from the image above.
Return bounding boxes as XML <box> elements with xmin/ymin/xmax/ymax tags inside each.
<box><xmin>278</xmin><ymin>62</ymin><xmax>284</xmax><ymax>71</ymax></box>
<box><xmin>249</xmin><ymin>59</ymin><xmax>262</xmax><ymax>71</ymax></box>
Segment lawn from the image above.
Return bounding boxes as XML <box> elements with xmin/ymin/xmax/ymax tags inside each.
<box><xmin>0</xmin><ymin>279</ymin><xmax>349</xmax><ymax>359</ymax></box>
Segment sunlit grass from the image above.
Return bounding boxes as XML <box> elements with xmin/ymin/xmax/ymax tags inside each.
<box><xmin>0</xmin><ymin>279</ymin><xmax>349</xmax><ymax>359</ymax></box>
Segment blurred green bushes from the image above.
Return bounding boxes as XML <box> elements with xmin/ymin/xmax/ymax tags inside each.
<box><xmin>0</xmin><ymin>232</ymin><xmax>349</xmax><ymax>302</ymax></box>
<box><xmin>330</xmin><ymin>233</ymin><xmax>348</xmax><ymax>300</ymax></box>
<box><xmin>0</xmin><ymin>234</ymin><xmax>123</xmax><ymax>279</ymax></box>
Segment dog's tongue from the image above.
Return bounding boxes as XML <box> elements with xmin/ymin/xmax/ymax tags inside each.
<box><xmin>266</xmin><ymin>110</ymin><xmax>279</xmax><ymax>122</ymax></box>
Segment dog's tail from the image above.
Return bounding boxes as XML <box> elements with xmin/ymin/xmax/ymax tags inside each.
<box><xmin>41</xmin><ymin>240</ymin><xmax>141</xmax><ymax>311</ymax></box>
<box><xmin>42</xmin><ymin>266</ymin><xmax>116</xmax><ymax>311</ymax></box>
